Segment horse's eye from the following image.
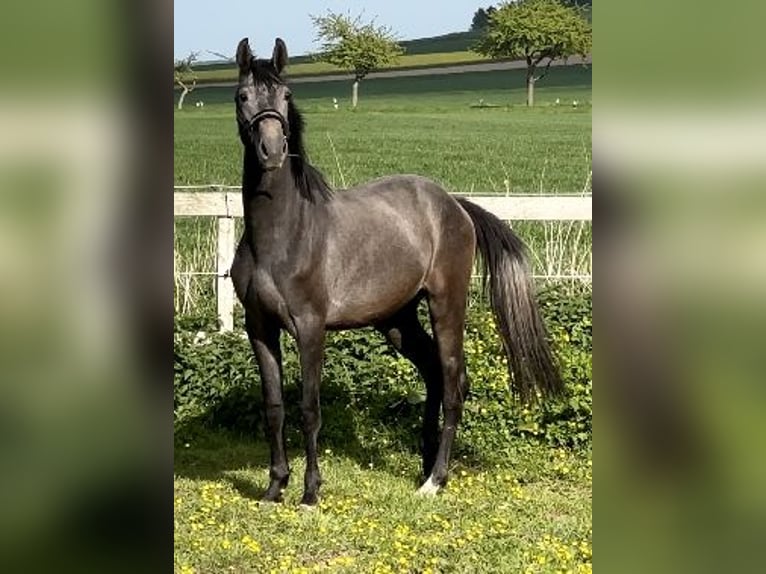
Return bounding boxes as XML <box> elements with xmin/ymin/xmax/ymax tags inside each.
<box><xmin>284</xmin><ymin>91</ymin><xmax>292</xmax><ymax>100</ymax></box>
<box><xmin>238</xmin><ymin>93</ymin><xmax>248</xmax><ymax>103</ymax></box>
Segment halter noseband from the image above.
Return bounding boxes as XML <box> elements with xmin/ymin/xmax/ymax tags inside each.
<box><xmin>246</xmin><ymin>108</ymin><xmax>290</xmax><ymax>139</ymax></box>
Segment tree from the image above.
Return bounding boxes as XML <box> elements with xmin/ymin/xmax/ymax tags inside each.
<box><xmin>475</xmin><ymin>0</ymin><xmax>591</xmax><ymax>107</ymax></box>
<box><xmin>311</xmin><ymin>11</ymin><xmax>403</xmax><ymax>109</ymax></box>
<box><xmin>470</xmin><ymin>6</ymin><xmax>497</xmax><ymax>32</ymax></box>
<box><xmin>174</xmin><ymin>52</ymin><xmax>199</xmax><ymax>110</ymax></box>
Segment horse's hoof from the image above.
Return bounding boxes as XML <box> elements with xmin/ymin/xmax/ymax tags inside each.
<box><xmin>298</xmin><ymin>503</ymin><xmax>317</xmax><ymax>511</ymax></box>
<box><xmin>260</xmin><ymin>491</ymin><xmax>285</xmax><ymax>505</ymax></box>
<box><xmin>416</xmin><ymin>477</ymin><xmax>441</xmax><ymax>496</ymax></box>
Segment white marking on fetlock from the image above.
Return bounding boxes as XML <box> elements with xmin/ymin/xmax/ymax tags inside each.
<box><xmin>416</xmin><ymin>476</ymin><xmax>441</xmax><ymax>496</ymax></box>
<box><xmin>298</xmin><ymin>503</ymin><xmax>317</xmax><ymax>511</ymax></box>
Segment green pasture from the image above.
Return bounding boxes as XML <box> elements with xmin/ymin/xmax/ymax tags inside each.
<box><xmin>175</xmin><ymin>433</ymin><xmax>591</xmax><ymax>574</ymax></box>
<box><xmin>398</xmin><ymin>31</ymin><xmax>483</xmax><ymax>55</ymax></box>
<box><xmin>192</xmin><ymin>30</ymin><xmax>484</xmax><ymax>81</ymax></box>
<box><xmin>195</xmin><ymin>50</ymin><xmax>493</xmax><ymax>83</ymax></box>
<box><xmin>175</xmin><ymin>65</ymin><xmax>592</xmax><ymax>192</ymax></box>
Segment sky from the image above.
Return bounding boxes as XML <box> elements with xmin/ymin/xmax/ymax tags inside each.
<box><xmin>174</xmin><ymin>0</ymin><xmax>483</xmax><ymax>61</ymax></box>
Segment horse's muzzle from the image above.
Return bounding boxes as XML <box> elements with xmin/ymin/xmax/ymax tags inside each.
<box><xmin>247</xmin><ymin>112</ymin><xmax>287</xmax><ymax>170</ymax></box>
<box><xmin>256</xmin><ymin>133</ymin><xmax>288</xmax><ymax>170</ymax></box>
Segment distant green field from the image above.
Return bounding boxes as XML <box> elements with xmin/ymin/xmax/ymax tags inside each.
<box><xmin>175</xmin><ymin>65</ymin><xmax>592</xmax><ymax>193</ymax></box>
<box><xmin>174</xmin><ymin>64</ymin><xmax>591</xmax><ymax>320</ymax></box>
<box><xmin>194</xmin><ymin>50</ymin><xmax>493</xmax><ymax>83</ymax></box>
<box><xmin>193</xmin><ymin>30</ymin><xmax>484</xmax><ymax>77</ymax></box>
<box><xmin>399</xmin><ymin>30</ymin><xmax>483</xmax><ymax>54</ymax></box>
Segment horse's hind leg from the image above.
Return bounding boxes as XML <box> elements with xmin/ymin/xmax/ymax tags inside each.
<box><xmin>376</xmin><ymin>300</ymin><xmax>443</xmax><ymax>477</ymax></box>
<box><xmin>418</xmin><ymin>279</ymin><xmax>470</xmax><ymax>495</ymax></box>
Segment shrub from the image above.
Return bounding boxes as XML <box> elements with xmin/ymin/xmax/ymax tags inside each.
<box><xmin>174</xmin><ymin>285</ymin><xmax>591</xmax><ymax>460</ymax></box>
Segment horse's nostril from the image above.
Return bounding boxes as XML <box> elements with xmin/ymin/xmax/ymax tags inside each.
<box><xmin>282</xmin><ymin>139</ymin><xmax>288</xmax><ymax>154</ymax></box>
<box><xmin>259</xmin><ymin>140</ymin><xmax>269</xmax><ymax>157</ymax></box>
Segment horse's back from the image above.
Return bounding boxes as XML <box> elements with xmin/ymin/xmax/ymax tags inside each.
<box><xmin>342</xmin><ymin>173</ymin><xmax>449</xmax><ymax>203</ymax></box>
<box><xmin>322</xmin><ymin>174</ymin><xmax>474</xmax><ymax>327</ymax></box>
<box><xmin>335</xmin><ymin>174</ymin><xmax>470</xmax><ymax>227</ymax></box>
<box><xmin>329</xmin><ymin>174</ymin><xmax>472</xmax><ymax>249</ymax></box>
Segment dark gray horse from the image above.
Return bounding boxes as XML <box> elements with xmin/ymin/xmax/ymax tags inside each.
<box><xmin>230</xmin><ymin>37</ymin><xmax>563</xmax><ymax>507</ymax></box>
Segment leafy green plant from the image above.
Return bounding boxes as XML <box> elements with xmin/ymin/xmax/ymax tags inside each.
<box><xmin>174</xmin><ymin>285</ymin><xmax>591</xmax><ymax>459</ymax></box>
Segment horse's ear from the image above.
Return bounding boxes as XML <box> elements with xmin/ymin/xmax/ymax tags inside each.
<box><xmin>271</xmin><ymin>37</ymin><xmax>288</xmax><ymax>75</ymax></box>
<box><xmin>236</xmin><ymin>37</ymin><xmax>253</xmax><ymax>74</ymax></box>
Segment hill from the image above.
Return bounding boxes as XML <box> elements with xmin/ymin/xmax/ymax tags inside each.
<box><xmin>192</xmin><ymin>30</ymin><xmax>482</xmax><ymax>74</ymax></box>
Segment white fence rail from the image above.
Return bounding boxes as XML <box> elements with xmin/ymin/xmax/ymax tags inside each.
<box><xmin>174</xmin><ymin>187</ymin><xmax>592</xmax><ymax>331</ymax></box>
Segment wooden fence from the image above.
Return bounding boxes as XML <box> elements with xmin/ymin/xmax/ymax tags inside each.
<box><xmin>174</xmin><ymin>186</ymin><xmax>592</xmax><ymax>331</ymax></box>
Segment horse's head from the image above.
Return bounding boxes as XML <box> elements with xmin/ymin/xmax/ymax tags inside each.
<box><xmin>235</xmin><ymin>37</ymin><xmax>291</xmax><ymax>171</ymax></box>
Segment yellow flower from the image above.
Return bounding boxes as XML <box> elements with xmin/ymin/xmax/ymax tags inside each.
<box><xmin>241</xmin><ymin>535</ymin><xmax>261</xmax><ymax>553</ymax></box>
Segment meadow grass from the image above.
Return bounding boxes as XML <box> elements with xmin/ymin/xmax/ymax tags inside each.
<box><xmin>175</xmin><ymin>432</ymin><xmax>591</xmax><ymax>574</ymax></box>
<box><xmin>175</xmin><ymin>66</ymin><xmax>592</xmax><ymax>192</ymax></box>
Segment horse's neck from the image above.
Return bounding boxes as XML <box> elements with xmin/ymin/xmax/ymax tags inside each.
<box><xmin>242</xmin><ymin>154</ymin><xmax>316</xmax><ymax>253</ymax></box>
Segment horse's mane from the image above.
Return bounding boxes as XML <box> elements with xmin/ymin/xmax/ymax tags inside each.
<box><xmin>251</xmin><ymin>59</ymin><xmax>333</xmax><ymax>203</ymax></box>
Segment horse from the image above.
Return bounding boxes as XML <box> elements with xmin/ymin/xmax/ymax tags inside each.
<box><xmin>229</xmin><ymin>37</ymin><xmax>563</xmax><ymax>507</ymax></box>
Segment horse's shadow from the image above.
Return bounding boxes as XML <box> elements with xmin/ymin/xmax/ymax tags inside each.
<box><xmin>173</xmin><ymin>376</ymin><xmax>435</xmax><ymax>499</ymax></box>
<box><xmin>224</xmin><ymin>474</ymin><xmax>269</xmax><ymax>500</ymax></box>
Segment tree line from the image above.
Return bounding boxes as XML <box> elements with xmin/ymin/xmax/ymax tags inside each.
<box><xmin>175</xmin><ymin>0</ymin><xmax>591</xmax><ymax>109</ymax></box>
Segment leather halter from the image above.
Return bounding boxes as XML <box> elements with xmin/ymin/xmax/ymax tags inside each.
<box><xmin>246</xmin><ymin>108</ymin><xmax>290</xmax><ymax>139</ymax></box>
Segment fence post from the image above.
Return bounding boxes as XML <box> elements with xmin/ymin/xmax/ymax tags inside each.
<box><xmin>216</xmin><ymin>215</ymin><xmax>236</xmax><ymax>331</ymax></box>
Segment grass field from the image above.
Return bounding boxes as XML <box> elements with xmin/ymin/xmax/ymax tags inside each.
<box><xmin>175</xmin><ymin>65</ymin><xmax>592</xmax><ymax>191</ymax></box>
<box><xmin>398</xmin><ymin>31</ymin><xmax>483</xmax><ymax>55</ymax></box>
<box><xmin>194</xmin><ymin>51</ymin><xmax>494</xmax><ymax>83</ymax></box>
<box><xmin>175</xmin><ymin>433</ymin><xmax>591</xmax><ymax>573</ymax></box>
<box><xmin>174</xmin><ymin>65</ymin><xmax>591</xmax><ymax>574</ymax></box>
<box><xmin>193</xmin><ymin>31</ymin><xmax>482</xmax><ymax>70</ymax></box>
<box><xmin>191</xmin><ymin>30</ymin><xmax>485</xmax><ymax>82</ymax></box>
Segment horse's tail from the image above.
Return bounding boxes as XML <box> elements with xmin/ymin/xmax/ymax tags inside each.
<box><xmin>456</xmin><ymin>197</ymin><xmax>564</xmax><ymax>400</ymax></box>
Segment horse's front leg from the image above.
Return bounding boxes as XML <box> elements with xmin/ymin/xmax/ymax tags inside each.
<box><xmin>295</xmin><ymin>318</ymin><xmax>326</xmax><ymax>507</ymax></box>
<box><xmin>246</xmin><ymin>313</ymin><xmax>289</xmax><ymax>502</ymax></box>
